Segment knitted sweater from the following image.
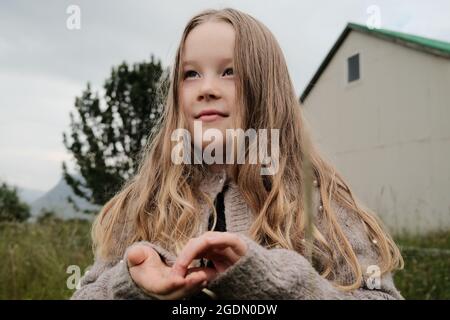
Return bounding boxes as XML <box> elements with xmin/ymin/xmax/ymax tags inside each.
<box><xmin>71</xmin><ymin>169</ymin><xmax>404</xmax><ymax>300</ymax></box>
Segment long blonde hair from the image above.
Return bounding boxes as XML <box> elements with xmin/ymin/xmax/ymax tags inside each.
<box><xmin>92</xmin><ymin>8</ymin><xmax>403</xmax><ymax>291</ymax></box>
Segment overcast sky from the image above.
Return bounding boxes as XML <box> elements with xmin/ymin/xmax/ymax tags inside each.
<box><xmin>1</xmin><ymin>0</ymin><xmax>449</xmax><ymax>192</ymax></box>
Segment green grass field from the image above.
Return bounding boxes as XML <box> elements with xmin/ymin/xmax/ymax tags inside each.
<box><xmin>0</xmin><ymin>219</ymin><xmax>93</xmax><ymax>299</ymax></box>
<box><xmin>0</xmin><ymin>218</ymin><xmax>448</xmax><ymax>299</ymax></box>
<box><xmin>393</xmin><ymin>231</ymin><xmax>450</xmax><ymax>299</ymax></box>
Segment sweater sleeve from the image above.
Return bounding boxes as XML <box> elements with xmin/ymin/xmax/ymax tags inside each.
<box><xmin>70</xmin><ymin>241</ymin><xmax>176</xmax><ymax>300</ymax></box>
<box><xmin>207</xmin><ymin>205</ymin><xmax>404</xmax><ymax>300</ymax></box>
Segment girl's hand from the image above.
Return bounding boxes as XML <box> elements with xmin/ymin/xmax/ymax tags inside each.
<box><xmin>171</xmin><ymin>231</ymin><xmax>248</xmax><ymax>278</ymax></box>
<box><xmin>126</xmin><ymin>243</ymin><xmax>217</xmax><ymax>300</ymax></box>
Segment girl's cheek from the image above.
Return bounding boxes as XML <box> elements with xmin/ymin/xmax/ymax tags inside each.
<box><xmin>181</xmin><ymin>89</ymin><xmax>195</xmax><ymax>112</ymax></box>
<box><xmin>179</xmin><ymin>101</ymin><xmax>189</xmax><ymax>117</ymax></box>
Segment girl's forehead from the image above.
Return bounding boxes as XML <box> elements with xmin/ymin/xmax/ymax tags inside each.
<box><xmin>182</xmin><ymin>21</ymin><xmax>235</xmax><ymax>65</ymax></box>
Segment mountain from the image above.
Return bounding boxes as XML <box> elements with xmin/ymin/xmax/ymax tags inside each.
<box><xmin>30</xmin><ymin>177</ymin><xmax>100</xmax><ymax>221</ymax></box>
<box><xmin>16</xmin><ymin>187</ymin><xmax>46</xmax><ymax>204</ymax></box>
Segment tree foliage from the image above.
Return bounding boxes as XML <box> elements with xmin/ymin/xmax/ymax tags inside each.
<box><xmin>63</xmin><ymin>56</ymin><xmax>168</xmax><ymax>206</ymax></box>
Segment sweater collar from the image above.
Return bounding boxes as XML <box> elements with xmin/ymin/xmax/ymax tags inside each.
<box><xmin>197</xmin><ymin>167</ymin><xmax>254</xmax><ymax>236</ymax></box>
<box><xmin>197</xmin><ymin>168</ymin><xmax>322</xmax><ymax>237</ymax></box>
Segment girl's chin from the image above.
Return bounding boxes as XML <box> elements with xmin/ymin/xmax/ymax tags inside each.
<box><xmin>192</xmin><ymin>141</ymin><xmax>227</xmax><ymax>154</ymax></box>
<box><xmin>199</xmin><ymin>140</ymin><xmax>226</xmax><ymax>150</ymax></box>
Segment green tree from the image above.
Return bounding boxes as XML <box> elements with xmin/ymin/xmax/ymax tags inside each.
<box><xmin>0</xmin><ymin>182</ymin><xmax>31</xmax><ymax>222</ymax></box>
<box><xmin>62</xmin><ymin>55</ymin><xmax>168</xmax><ymax>207</ymax></box>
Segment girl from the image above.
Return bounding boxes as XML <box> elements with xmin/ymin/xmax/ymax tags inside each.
<box><xmin>72</xmin><ymin>8</ymin><xmax>404</xmax><ymax>300</ymax></box>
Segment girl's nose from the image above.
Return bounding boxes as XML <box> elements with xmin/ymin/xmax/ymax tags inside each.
<box><xmin>198</xmin><ymin>77</ymin><xmax>221</xmax><ymax>101</ymax></box>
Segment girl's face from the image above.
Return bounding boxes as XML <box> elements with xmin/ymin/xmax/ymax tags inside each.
<box><xmin>179</xmin><ymin>21</ymin><xmax>238</xmax><ymax>151</ymax></box>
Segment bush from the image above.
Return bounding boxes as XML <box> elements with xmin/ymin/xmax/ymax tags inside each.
<box><xmin>0</xmin><ymin>182</ymin><xmax>30</xmax><ymax>222</ymax></box>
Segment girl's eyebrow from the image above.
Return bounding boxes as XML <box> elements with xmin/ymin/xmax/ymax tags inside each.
<box><xmin>182</xmin><ymin>57</ymin><xmax>233</xmax><ymax>67</ymax></box>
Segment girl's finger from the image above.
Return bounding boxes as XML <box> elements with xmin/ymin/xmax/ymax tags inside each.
<box><xmin>127</xmin><ymin>245</ymin><xmax>151</xmax><ymax>268</ymax></box>
<box><xmin>156</xmin><ymin>275</ymin><xmax>187</xmax><ymax>295</ymax></box>
<box><xmin>169</xmin><ymin>270</ymin><xmax>209</xmax><ymax>299</ymax></box>
<box><xmin>211</xmin><ymin>246</ymin><xmax>241</xmax><ymax>263</ymax></box>
<box><xmin>172</xmin><ymin>233</ymin><xmax>246</xmax><ymax>277</ymax></box>
<box><xmin>203</xmin><ymin>232</ymin><xmax>247</xmax><ymax>256</ymax></box>
<box><xmin>160</xmin><ymin>268</ymin><xmax>213</xmax><ymax>300</ymax></box>
<box><xmin>202</xmin><ymin>247</ymin><xmax>239</xmax><ymax>269</ymax></box>
<box><xmin>186</xmin><ymin>266</ymin><xmax>218</xmax><ymax>282</ymax></box>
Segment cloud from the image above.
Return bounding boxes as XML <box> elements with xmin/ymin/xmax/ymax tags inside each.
<box><xmin>0</xmin><ymin>72</ymin><xmax>81</xmax><ymax>190</ymax></box>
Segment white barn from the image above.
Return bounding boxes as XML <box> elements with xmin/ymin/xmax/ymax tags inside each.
<box><xmin>301</xmin><ymin>23</ymin><xmax>450</xmax><ymax>235</ymax></box>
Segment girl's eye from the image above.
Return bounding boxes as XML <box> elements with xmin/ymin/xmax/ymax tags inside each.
<box><xmin>183</xmin><ymin>68</ymin><xmax>233</xmax><ymax>79</ymax></box>
<box><xmin>184</xmin><ymin>70</ymin><xmax>199</xmax><ymax>79</ymax></box>
<box><xmin>223</xmin><ymin>68</ymin><xmax>234</xmax><ymax>76</ymax></box>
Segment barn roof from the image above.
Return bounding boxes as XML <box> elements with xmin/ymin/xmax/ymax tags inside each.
<box><xmin>300</xmin><ymin>23</ymin><xmax>450</xmax><ymax>103</ymax></box>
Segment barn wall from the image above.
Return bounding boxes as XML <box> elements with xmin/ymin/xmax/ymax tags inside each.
<box><xmin>302</xmin><ymin>31</ymin><xmax>450</xmax><ymax>234</ymax></box>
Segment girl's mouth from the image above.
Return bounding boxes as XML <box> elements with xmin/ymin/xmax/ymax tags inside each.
<box><xmin>197</xmin><ymin>114</ymin><xmax>226</xmax><ymax>122</ymax></box>
<box><xmin>195</xmin><ymin>108</ymin><xmax>229</xmax><ymax>122</ymax></box>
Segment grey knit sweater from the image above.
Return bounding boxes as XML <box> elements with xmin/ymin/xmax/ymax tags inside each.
<box><xmin>71</xmin><ymin>169</ymin><xmax>404</xmax><ymax>300</ymax></box>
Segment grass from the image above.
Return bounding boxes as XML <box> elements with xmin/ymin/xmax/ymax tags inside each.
<box><xmin>0</xmin><ymin>218</ymin><xmax>93</xmax><ymax>299</ymax></box>
<box><xmin>394</xmin><ymin>231</ymin><xmax>450</xmax><ymax>300</ymax></box>
<box><xmin>0</xmin><ymin>218</ymin><xmax>448</xmax><ymax>299</ymax></box>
